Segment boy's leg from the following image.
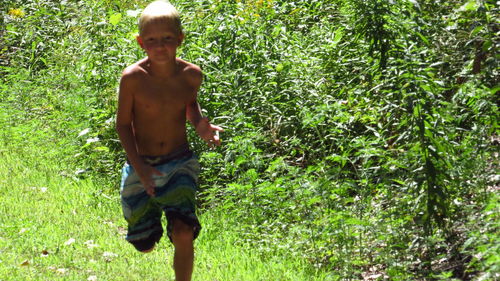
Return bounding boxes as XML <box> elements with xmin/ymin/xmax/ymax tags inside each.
<box><xmin>121</xmin><ymin>162</ymin><xmax>164</xmax><ymax>253</ymax></box>
<box><xmin>171</xmin><ymin>219</ymin><xmax>194</xmax><ymax>281</ymax></box>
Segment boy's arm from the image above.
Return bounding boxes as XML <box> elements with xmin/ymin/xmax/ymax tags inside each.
<box><xmin>116</xmin><ymin>73</ymin><xmax>142</xmax><ymax>167</ymax></box>
<box><xmin>116</xmin><ymin>71</ymin><xmax>162</xmax><ymax>196</ymax></box>
<box><xmin>185</xmin><ymin>66</ymin><xmax>223</xmax><ymax>146</ymax></box>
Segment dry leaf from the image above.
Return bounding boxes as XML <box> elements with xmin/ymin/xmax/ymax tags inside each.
<box><xmin>57</xmin><ymin>268</ymin><xmax>68</xmax><ymax>274</ymax></box>
<box><xmin>103</xmin><ymin>251</ymin><xmax>117</xmax><ymax>258</ymax></box>
<box><xmin>27</xmin><ymin>186</ymin><xmax>48</xmax><ymax>192</ymax></box>
<box><xmin>41</xmin><ymin>250</ymin><xmax>49</xmax><ymax>257</ymax></box>
<box><xmin>20</xmin><ymin>260</ymin><xmax>30</xmax><ymax>266</ymax></box>
<box><xmin>365</xmin><ymin>274</ymin><xmax>382</xmax><ymax>280</ymax></box>
<box><xmin>117</xmin><ymin>226</ymin><xmax>127</xmax><ymax>235</ymax></box>
<box><xmin>84</xmin><ymin>240</ymin><xmax>99</xmax><ymax>248</ymax></box>
<box><xmin>64</xmin><ymin>238</ymin><xmax>76</xmax><ymax>246</ymax></box>
<box><xmin>102</xmin><ymin>251</ymin><xmax>118</xmax><ymax>262</ymax></box>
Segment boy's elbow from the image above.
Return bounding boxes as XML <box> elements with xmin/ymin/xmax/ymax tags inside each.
<box><xmin>115</xmin><ymin>124</ymin><xmax>122</xmax><ymax>136</ymax></box>
<box><xmin>186</xmin><ymin>104</ymin><xmax>201</xmax><ymax>124</ymax></box>
<box><xmin>115</xmin><ymin>123</ymin><xmax>130</xmax><ymax>134</ymax></box>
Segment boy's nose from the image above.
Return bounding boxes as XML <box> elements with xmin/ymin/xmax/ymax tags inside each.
<box><xmin>157</xmin><ymin>41</ymin><xmax>172</xmax><ymax>48</ymax></box>
<box><xmin>151</xmin><ymin>42</ymin><xmax>167</xmax><ymax>50</ymax></box>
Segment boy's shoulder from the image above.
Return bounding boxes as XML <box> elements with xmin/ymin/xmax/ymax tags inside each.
<box><xmin>121</xmin><ymin>58</ymin><xmax>149</xmax><ymax>80</ymax></box>
<box><xmin>177</xmin><ymin>58</ymin><xmax>201</xmax><ymax>73</ymax></box>
<box><xmin>177</xmin><ymin>58</ymin><xmax>202</xmax><ymax>84</ymax></box>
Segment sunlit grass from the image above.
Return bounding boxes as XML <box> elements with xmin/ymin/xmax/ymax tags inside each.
<box><xmin>0</xmin><ymin>119</ymin><xmax>330</xmax><ymax>280</ymax></box>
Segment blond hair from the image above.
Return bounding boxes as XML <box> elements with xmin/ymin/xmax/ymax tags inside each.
<box><xmin>139</xmin><ymin>1</ymin><xmax>182</xmax><ymax>35</ymax></box>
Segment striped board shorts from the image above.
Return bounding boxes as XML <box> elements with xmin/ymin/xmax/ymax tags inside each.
<box><xmin>120</xmin><ymin>144</ymin><xmax>201</xmax><ymax>251</ymax></box>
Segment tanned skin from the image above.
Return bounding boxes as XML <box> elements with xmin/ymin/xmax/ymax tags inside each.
<box><xmin>115</xmin><ymin>20</ymin><xmax>222</xmax><ymax>281</ymax></box>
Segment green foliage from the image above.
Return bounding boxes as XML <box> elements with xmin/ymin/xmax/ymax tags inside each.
<box><xmin>1</xmin><ymin>0</ymin><xmax>498</xmax><ymax>279</ymax></box>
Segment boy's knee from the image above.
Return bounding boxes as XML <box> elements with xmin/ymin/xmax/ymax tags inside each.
<box><xmin>130</xmin><ymin>229</ymin><xmax>163</xmax><ymax>253</ymax></box>
<box><xmin>132</xmin><ymin>240</ymin><xmax>157</xmax><ymax>253</ymax></box>
<box><xmin>140</xmin><ymin>247</ymin><xmax>155</xmax><ymax>253</ymax></box>
<box><xmin>171</xmin><ymin>220</ymin><xmax>194</xmax><ymax>244</ymax></box>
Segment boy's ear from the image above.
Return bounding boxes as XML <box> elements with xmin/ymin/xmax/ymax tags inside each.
<box><xmin>136</xmin><ymin>35</ymin><xmax>145</xmax><ymax>49</ymax></box>
<box><xmin>178</xmin><ymin>32</ymin><xmax>185</xmax><ymax>46</ymax></box>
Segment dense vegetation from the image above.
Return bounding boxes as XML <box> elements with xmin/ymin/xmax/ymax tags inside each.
<box><xmin>1</xmin><ymin>0</ymin><xmax>498</xmax><ymax>279</ymax></box>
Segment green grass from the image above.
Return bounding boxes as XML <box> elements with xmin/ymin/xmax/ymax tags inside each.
<box><xmin>0</xmin><ymin>116</ymin><xmax>331</xmax><ymax>280</ymax></box>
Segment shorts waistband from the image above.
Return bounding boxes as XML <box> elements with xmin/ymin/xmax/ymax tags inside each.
<box><xmin>128</xmin><ymin>144</ymin><xmax>193</xmax><ymax>166</ymax></box>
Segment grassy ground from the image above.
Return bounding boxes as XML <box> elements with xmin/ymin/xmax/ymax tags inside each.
<box><xmin>0</xmin><ymin>107</ymin><xmax>331</xmax><ymax>281</ymax></box>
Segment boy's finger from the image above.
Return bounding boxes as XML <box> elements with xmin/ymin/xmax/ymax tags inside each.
<box><xmin>146</xmin><ymin>185</ymin><xmax>155</xmax><ymax>197</ymax></box>
<box><xmin>207</xmin><ymin>138</ymin><xmax>216</xmax><ymax>147</ymax></box>
<box><xmin>212</xmin><ymin>125</ymin><xmax>224</xmax><ymax>132</ymax></box>
<box><xmin>140</xmin><ymin>177</ymin><xmax>156</xmax><ymax>196</ymax></box>
<box><xmin>153</xmin><ymin>168</ymin><xmax>165</xmax><ymax>176</ymax></box>
<box><xmin>149</xmin><ymin>177</ymin><xmax>157</xmax><ymax>196</ymax></box>
<box><xmin>211</xmin><ymin>136</ymin><xmax>221</xmax><ymax>146</ymax></box>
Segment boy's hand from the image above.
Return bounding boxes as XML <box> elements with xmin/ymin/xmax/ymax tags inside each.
<box><xmin>135</xmin><ymin>163</ymin><xmax>165</xmax><ymax>197</ymax></box>
<box><xmin>196</xmin><ymin>117</ymin><xmax>224</xmax><ymax>147</ymax></box>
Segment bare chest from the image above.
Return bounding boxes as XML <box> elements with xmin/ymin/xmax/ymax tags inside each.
<box><xmin>134</xmin><ymin>79</ymin><xmax>192</xmax><ymax>114</ymax></box>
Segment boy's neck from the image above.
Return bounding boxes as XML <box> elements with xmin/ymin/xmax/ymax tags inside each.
<box><xmin>147</xmin><ymin>58</ymin><xmax>178</xmax><ymax>78</ymax></box>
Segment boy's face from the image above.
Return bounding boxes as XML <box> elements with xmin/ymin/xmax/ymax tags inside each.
<box><xmin>137</xmin><ymin>20</ymin><xmax>184</xmax><ymax>63</ymax></box>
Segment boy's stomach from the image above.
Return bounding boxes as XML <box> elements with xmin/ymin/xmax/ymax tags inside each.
<box><xmin>135</xmin><ymin>128</ymin><xmax>189</xmax><ymax>156</ymax></box>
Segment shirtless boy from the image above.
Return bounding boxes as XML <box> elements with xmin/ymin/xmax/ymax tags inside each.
<box><xmin>115</xmin><ymin>1</ymin><xmax>223</xmax><ymax>280</ymax></box>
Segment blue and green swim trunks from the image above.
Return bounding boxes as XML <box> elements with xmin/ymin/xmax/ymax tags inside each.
<box><xmin>120</xmin><ymin>144</ymin><xmax>201</xmax><ymax>251</ymax></box>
